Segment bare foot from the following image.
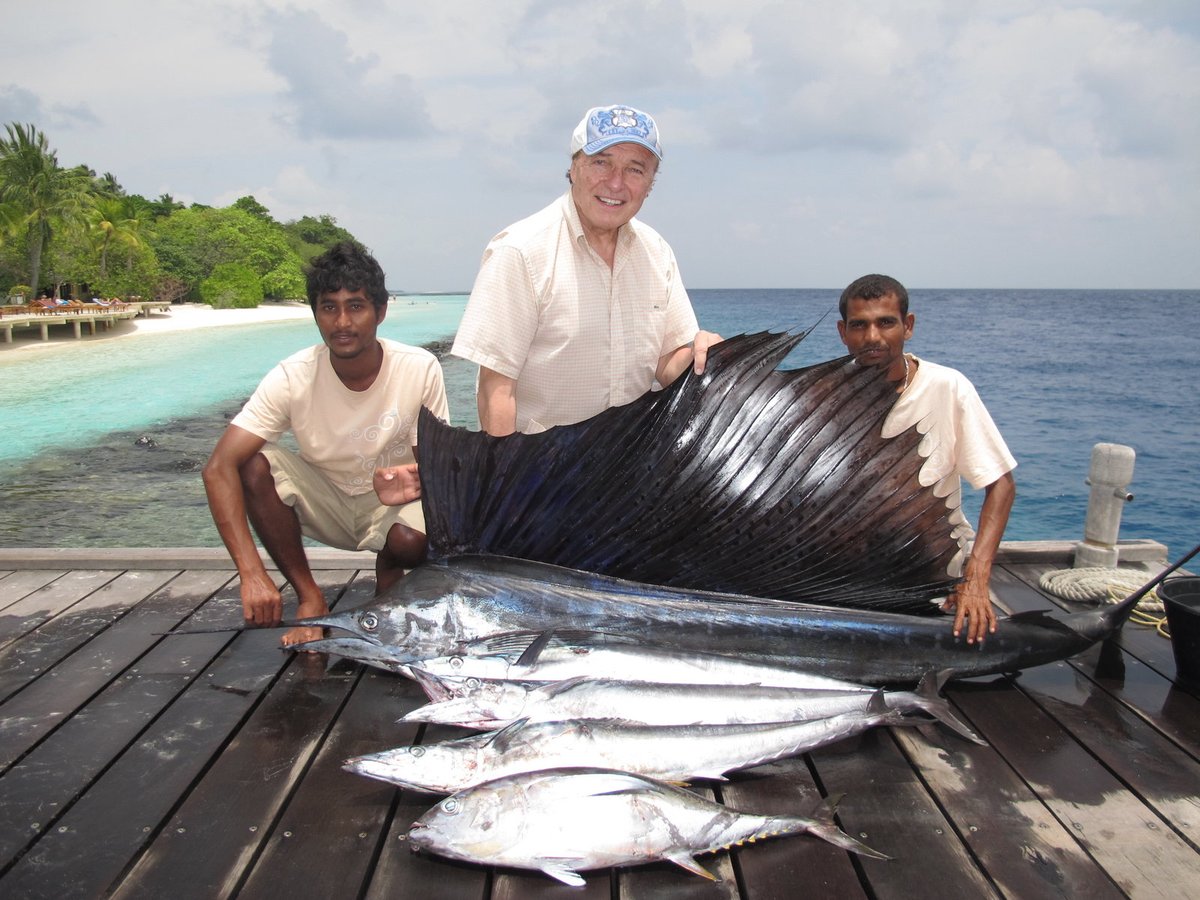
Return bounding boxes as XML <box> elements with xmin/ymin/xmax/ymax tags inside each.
<box><xmin>282</xmin><ymin>597</ymin><xmax>329</xmax><ymax>650</ymax></box>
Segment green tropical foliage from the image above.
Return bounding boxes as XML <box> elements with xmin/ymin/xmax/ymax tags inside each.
<box><xmin>0</xmin><ymin>123</ymin><xmax>92</xmax><ymax>299</ymax></box>
<box><xmin>0</xmin><ymin>123</ymin><xmax>367</xmax><ymax>304</ymax></box>
<box><xmin>200</xmin><ymin>262</ymin><xmax>264</xmax><ymax>309</ymax></box>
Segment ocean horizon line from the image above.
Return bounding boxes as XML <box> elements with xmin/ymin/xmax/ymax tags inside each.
<box><xmin>390</xmin><ymin>286</ymin><xmax>1200</xmax><ymax>295</ymax></box>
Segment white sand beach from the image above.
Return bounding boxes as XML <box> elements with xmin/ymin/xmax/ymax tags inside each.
<box><xmin>0</xmin><ymin>302</ymin><xmax>315</xmax><ymax>353</ymax></box>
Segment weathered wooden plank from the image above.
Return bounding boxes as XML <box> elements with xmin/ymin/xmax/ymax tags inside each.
<box><xmin>236</xmin><ymin>665</ymin><xmax>428</xmax><ymax>899</ymax></box>
<box><xmin>493</xmin><ymin>868</ymin><xmax>613</xmax><ymax>899</ymax></box>
<box><xmin>0</xmin><ymin>658</ymin><xmax>262</xmax><ymax>898</ymax></box>
<box><xmin>952</xmin><ymin>679</ymin><xmax>1199</xmax><ymax>899</ymax></box>
<box><xmin>0</xmin><ymin>570</ymin><xmax>234</xmax><ymax>771</ymax></box>
<box><xmin>1004</xmin><ymin>659</ymin><xmax>1200</xmax><ymax>846</ymax></box>
<box><xmin>0</xmin><ymin>571</ymin><xmax>360</xmax><ymax>895</ymax></box>
<box><xmin>107</xmin><ymin>571</ymin><xmax>367</xmax><ymax>900</ymax></box>
<box><xmin>994</xmin><ymin>566</ymin><xmax>1200</xmax><ymax>756</ymax></box>
<box><xmin>0</xmin><ymin>570</ymin><xmax>67</xmax><ymax>611</ymax></box>
<box><xmin>0</xmin><ymin>634</ymin><xmax>232</xmax><ymax>871</ymax></box>
<box><xmin>0</xmin><ymin>570</ymin><xmax>119</xmax><ymax>650</ymax></box>
<box><xmin>809</xmin><ymin>728</ymin><xmax>1000</xmax><ymax>900</ymax></box>
<box><xmin>721</xmin><ymin>758</ymin><xmax>867</xmax><ymax>899</ymax></box>
<box><xmin>0</xmin><ymin>569</ymin><xmax>178</xmax><ymax>704</ymax></box>
<box><xmin>0</xmin><ymin>547</ymin><xmax>376</xmax><ymax>571</ymax></box>
<box><xmin>364</xmin><ymin>722</ymin><xmax>490</xmax><ymax>900</ymax></box>
<box><xmin>892</xmin><ymin>682</ymin><xmax>1126</xmax><ymax>899</ymax></box>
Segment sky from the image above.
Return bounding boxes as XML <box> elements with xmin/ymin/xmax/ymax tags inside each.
<box><xmin>3</xmin><ymin>0</ymin><xmax>1198</xmax><ymax>291</ymax></box>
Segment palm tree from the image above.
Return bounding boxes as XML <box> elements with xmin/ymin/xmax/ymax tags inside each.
<box><xmin>0</xmin><ymin>123</ymin><xmax>91</xmax><ymax>296</ymax></box>
<box><xmin>87</xmin><ymin>195</ymin><xmax>142</xmax><ymax>279</ymax></box>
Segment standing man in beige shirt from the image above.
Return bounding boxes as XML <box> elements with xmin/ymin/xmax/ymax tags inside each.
<box><xmin>452</xmin><ymin>104</ymin><xmax>720</xmax><ymax>435</ymax></box>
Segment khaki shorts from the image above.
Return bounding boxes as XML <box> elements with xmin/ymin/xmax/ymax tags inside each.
<box><xmin>259</xmin><ymin>444</ymin><xmax>425</xmax><ymax>553</ymax></box>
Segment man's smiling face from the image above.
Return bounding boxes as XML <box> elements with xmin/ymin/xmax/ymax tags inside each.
<box><xmin>569</xmin><ymin>142</ymin><xmax>657</xmax><ymax>241</ymax></box>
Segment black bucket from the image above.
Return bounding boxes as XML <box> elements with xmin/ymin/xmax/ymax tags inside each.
<box><xmin>1161</xmin><ymin>576</ymin><xmax>1200</xmax><ymax>686</ymax></box>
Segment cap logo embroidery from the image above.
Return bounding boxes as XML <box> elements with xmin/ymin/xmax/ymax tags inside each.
<box><xmin>593</xmin><ymin>107</ymin><xmax>648</xmax><ymax>139</ymax></box>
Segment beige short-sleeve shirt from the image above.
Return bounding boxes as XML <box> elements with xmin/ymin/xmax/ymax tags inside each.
<box><xmin>883</xmin><ymin>355</ymin><xmax>1017</xmax><ymax>573</ymax></box>
<box><xmin>232</xmin><ymin>338</ymin><xmax>449</xmax><ymax>495</ymax></box>
<box><xmin>452</xmin><ymin>192</ymin><xmax>699</xmax><ymax>432</ymax></box>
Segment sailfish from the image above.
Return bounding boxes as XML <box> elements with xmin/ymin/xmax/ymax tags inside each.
<box><xmin>287</xmin><ymin>329</ymin><xmax>1196</xmax><ymax>683</ymax></box>
<box><xmin>418</xmin><ymin>329</ymin><xmax>961</xmax><ymax>614</ymax></box>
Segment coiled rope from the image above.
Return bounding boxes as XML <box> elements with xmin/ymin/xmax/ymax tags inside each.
<box><xmin>1039</xmin><ymin>567</ymin><xmax>1169</xmax><ymax>637</ymax></box>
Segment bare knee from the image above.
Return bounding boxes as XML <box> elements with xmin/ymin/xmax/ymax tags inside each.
<box><xmin>239</xmin><ymin>452</ymin><xmax>277</xmax><ymax>499</ymax></box>
<box><xmin>380</xmin><ymin>523</ymin><xmax>428</xmax><ymax>571</ymax></box>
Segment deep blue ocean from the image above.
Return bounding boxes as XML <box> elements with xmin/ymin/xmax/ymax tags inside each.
<box><xmin>0</xmin><ymin>289</ymin><xmax>1196</xmax><ymax>558</ymax></box>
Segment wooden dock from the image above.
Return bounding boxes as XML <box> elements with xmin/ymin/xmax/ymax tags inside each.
<box><xmin>0</xmin><ymin>541</ymin><xmax>1196</xmax><ymax>899</ymax></box>
<box><xmin>0</xmin><ymin>302</ymin><xmax>172</xmax><ymax>343</ymax></box>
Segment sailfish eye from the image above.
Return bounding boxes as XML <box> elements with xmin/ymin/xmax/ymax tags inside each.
<box><xmin>360</xmin><ymin>612</ymin><xmax>379</xmax><ymax>632</ymax></box>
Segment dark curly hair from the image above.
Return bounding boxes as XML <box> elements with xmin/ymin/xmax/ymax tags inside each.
<box><xmin>839</xmin><ymin>274</ymin><xmax>909</xmax><ymax>320</ymax></box>
<box><xmin>305</xmin><ymin>241</ymin><xmax>388</xmax><ymax>310</ymax></box>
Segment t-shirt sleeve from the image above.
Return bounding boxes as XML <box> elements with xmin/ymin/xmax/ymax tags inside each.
<box><xmin>954</xmin><ymin>379</ymin><xmax>1017</xmax><ymax>490</ymax></box>
<box><xmin>451</xmin><ymin>243</ymin><xmax>539</xmax><ymax>379</ymax></box>
<box><xmin>230</xmin><ymin>364</ymin><xmax>292</xmax><ymax>444</ymax></box>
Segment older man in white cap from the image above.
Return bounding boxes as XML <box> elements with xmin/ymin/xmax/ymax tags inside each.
<box><xmin>452</xmin><ymin>104</ymin><xmax>719</xmax><ymax>436</ymax></box>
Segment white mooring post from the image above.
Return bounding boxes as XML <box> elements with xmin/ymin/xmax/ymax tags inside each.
<box><xmin>1073</xmin><ymin>443</ymin><xmax>1136</xmax><ymax>568</ymax></box>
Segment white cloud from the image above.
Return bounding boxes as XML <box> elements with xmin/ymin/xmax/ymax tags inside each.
<box><xmin>0</xmin><ymin>0</ymin><xmax>1196</xmax><ymax>289</ymax></box>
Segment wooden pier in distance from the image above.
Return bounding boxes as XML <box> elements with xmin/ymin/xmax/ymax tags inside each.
<box><xmin>0</xmin><ymin>301</ymin><xmax>172</xmax><ymax>343</ymax></box>
<box><xmin>0</xmin><ymin>540</ymin><xmax>1196</xmax><ymax>899</ymax></box>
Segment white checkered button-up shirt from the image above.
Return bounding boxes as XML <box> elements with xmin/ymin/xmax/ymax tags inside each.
<box><xmin>452</xmin><ymin>193</ymin><xmax>699</xmax><ymax>433</ymax></box>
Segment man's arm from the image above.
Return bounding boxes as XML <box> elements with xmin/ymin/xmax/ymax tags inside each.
<box><xmin>477</xmin><ymin>366</ymin><xmax>518</xmax><ymax>436</ymax></box>
<box><xmin>201</xmin><ymin>424</ymin><xmax>282</xmax><ymax>626</ymax></box>
<box><xmin>944</xmin><ymin>471</ymin><xmax>1016</xmax><ymax>644</ymax></box>
<box><xmin>656</xmin><ymin>330</ymin><xmax>724</xmax><ymax>386</ymax></box>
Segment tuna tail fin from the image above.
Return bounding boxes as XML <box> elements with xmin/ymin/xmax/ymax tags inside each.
<box><xmin>1100</xmin><ymin>541</ymin><xmax>1200</xmax><ymax>631</ymax></box>
<box><xmin>909</xmin><ymin>670</ymin><xmax>987</xmax><ymax>745</ymax></box>
<box><xmin>795</xmin><ymin>796</ymin><xmax>891</xmax><ymax>860</ymax></box>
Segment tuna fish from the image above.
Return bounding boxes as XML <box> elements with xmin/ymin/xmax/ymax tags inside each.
<box><xmin>407</xmin><ymin>767</ymin><xmax>886</xmax><ymax>887</ymax></box>
<box><xmin>400</xmin><ymin>669</ymin><xmax>983</xmax><ymax>743</ymax></box>
<box><xmin>345</xmin><ymin>692</ymin><xmax>921</xmax><ymax>794</ymax></box>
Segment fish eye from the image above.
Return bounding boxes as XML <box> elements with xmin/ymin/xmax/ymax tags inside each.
<box><xmin>465</xmin><ymin>677</ymin><xmax>481</xmax><ymax>689</ymax></box>
<box><xmin>360</xmin><ymin>612</ymin><xmax>379</xmax><ymax>632</ymax></box>
<box><xmin>449</xmin><ymin>656</ymin><xmax>464</xmax><ymax>670</ymax></box>
<box><xmin>411</xmin><ymin>746</ymin><xmax>425</xmax><ymax>758</ymax></box>
<box><xmin>441</xmin><ymin>798</ymin><xmax>459</xmax><ymax>814</ymax></box>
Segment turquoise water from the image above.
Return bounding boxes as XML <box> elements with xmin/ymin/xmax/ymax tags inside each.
<box><xmin>0</xmin><ymin>289</ymin><xmax>1196</xmax><ymax>556</ymax></box>
<box><xmin>0</xmin><ymin>297</ymin><xmax>470</xmax><ymax>464</ymax></box>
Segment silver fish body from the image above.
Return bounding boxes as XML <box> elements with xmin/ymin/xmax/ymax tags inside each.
<box><xmin>409</xmin><ymin>640</ymin><xmax>874</xmax><ymax>694</ymax></box>
<box><xmin>346</xmin><ymin>694</ymin><xmax>912</xmax><ymax>794</ymax></box>
<box><xmin>408</xmin><ymin>768</ymin><xmax>886</xmax><ymax>887</ymax></box>
<box><xmin>401</xmin><ymin>670</ymin><xmax>982</xmax><ymax>743</ymax></box>
<box><xmin>297</xmin><ymin>554</ymin><xmax>1148</xmax><ymax>685</ymax></box>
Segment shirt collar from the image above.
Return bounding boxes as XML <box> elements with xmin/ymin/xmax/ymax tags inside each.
<box><xmin>562</xmin><ymin>191</ymin><xmax>635</xmax><ymax>255</ymax></box>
